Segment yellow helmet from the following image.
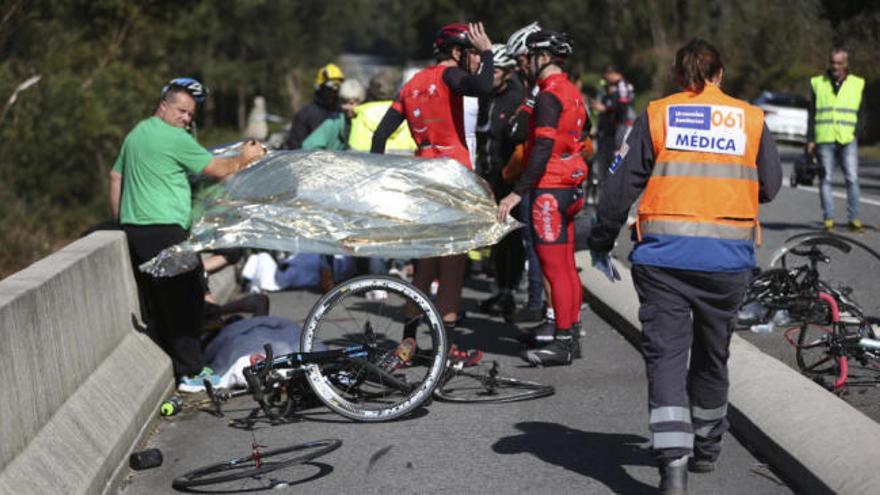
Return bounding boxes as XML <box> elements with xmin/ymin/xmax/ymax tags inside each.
<box><xmin>315</xmin><ymin>63</ymin><xmax>345</xmax><ymax>90</ymax></box>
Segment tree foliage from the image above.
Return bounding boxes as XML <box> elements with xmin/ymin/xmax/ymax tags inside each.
<box><xmin>0</xmin><ymin>0</ymin><xmax>877</xmax><ymax>277</ymax></box>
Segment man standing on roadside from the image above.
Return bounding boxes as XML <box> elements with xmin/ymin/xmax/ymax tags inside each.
<box><xmin>807</xmin><ymin>47</ymin><xmax>866</xmax><ymax>233</ymax></box>
<box><xmin>109</xmin><ymin>78</ymin><xmax>263</xmax><ymax>392</ymax></box>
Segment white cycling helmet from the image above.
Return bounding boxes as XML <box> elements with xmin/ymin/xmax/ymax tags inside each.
<box><xmin>491</xmin><ymin>43</ymin><xmax>516</xmax><ymax>69</ymax></box>
<box><xmin>506</xmin><ymin>22</ymin><xmax>541</xmax><ymax>57</ymax></box>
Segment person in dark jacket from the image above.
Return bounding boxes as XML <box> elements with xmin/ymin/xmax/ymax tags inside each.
<box><xmin>284</xmin><ymin>63</ymin><xmax>345</xmax><ymax>149</ymax></box>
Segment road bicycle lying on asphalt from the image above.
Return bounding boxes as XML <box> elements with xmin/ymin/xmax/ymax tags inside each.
<box><xmin>172</xmin><ymin>437</ymin><xmax>342</xmax><ymax>490</ymax></box>
<box><xmin>434</xmin><ymin>360</ymin><xmax>555</xmax><ymax>403</ymax></box>
<box><xmin>738</xmin><ymin>233</ymin><xmax>880</xmax><ymax>391</ymax></box>
<box><xmin>175</xmin><ymin>274</ymin><xmax>555</xmax><ymax>490</ymax></box>
<box><xmin>790</xmin><ymin>291</ymin><xmax>880</xmax><ymax>392</ymax></box>
<box><xmin>173</xmin><ymin>275</ymin><xmax>445</xmax><ymax>490</ymax></box>
<box><xmin>738</xmin><ymin>233</ymin><xmax>871</xmax><ymax>327</ymax></box>
<box><xmin>203</xmin><ymin>274</ymin><xmax>556</xmax><ymax>421</ymax></box>
<box><xmin>205</xmin><ymin>275</ymin><xmax>449</xmax><ymax>423</ymax></box>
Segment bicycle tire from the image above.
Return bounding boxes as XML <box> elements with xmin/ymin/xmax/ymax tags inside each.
<box><xmin>171</xmin><ymin>438</ymin><xmax>341</xmax><ymax>489</ymax></box>
<box><xmin>300</xmin><ymin>275</ymin><xmax>447</xmax><ymax>421</ymax></box>
<box><xmin>434</xmin><ymin>367</ymin><xmax>555</xmax><ymax>403</ymax></box>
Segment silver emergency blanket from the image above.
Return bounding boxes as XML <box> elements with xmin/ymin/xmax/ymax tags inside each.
<box><xmin>142</xmin><ymin>149</ymin><xmax>520</xmax><ymax>277</ymax></box>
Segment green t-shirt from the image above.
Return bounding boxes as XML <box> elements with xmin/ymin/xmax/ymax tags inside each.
<box><xmin>112</xmin><ymin>116</ymin><xmax>213</xmax><ymax>229</ymax></box>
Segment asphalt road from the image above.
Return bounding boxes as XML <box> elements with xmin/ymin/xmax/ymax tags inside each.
<box><xmin>119</xmin><ymin>279</ymin><xmax>791</xmax><ymax>494</ymax></box>
<box><xmin>116</xmin><ymin>141</ymin><xmax>878</xmax><ymax>493</ymax></box>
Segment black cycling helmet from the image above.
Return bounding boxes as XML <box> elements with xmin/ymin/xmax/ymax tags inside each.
<box><xmin>161</xmin><ymin>77</ymin><xmax>209</xmax><ymax>104</ymax></box>
<box><xmin>434</xmin><ymin>23</ymin><xmax>472</xmax><ymax>56</ymax></box>
<box><xmin>526</xmin><ymin>30</ymin><xmax>574</xmax><ymax>58</ymax></box>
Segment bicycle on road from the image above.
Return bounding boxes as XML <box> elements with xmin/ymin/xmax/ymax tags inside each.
<box><xmin>205</xmin><ymin>275</ymin><xmax>448</xmax><ymax>423</ymax></box>
<box><xmin>174</xmin><ymin>275</ymin><xmax>447</xmax><ymax>490</ymax></box>
<box><xmin>737</xmin><ymin>232</ymin><xmax>880</xmax><ymax>391</ymax></box>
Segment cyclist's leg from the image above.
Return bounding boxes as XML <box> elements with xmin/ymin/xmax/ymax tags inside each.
<box><xmin>531</xmin><ymin>188</ymin><xmax>581</xmax><ymax>331</ymax></box>
<box><xmin>406</xmin><ymin>257</ymin><xmax>440</xmax><ymax>319</ymax></box>
<box><xmin>435</xmin><ymin>254</ymin><xmax>467</xmax><ymax>324</ymax></box>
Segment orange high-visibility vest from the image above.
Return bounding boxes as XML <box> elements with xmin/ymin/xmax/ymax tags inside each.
<box><xmin>640</xmin><ymin>85</ymin><xmax>764</xmax><ymax>243</ymax></box>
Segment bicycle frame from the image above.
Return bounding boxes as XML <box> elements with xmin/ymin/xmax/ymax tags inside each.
<box><xmin>813</xmin><ymin>292</ymin><xmax>880</xmax><ymax>391</ymax></box>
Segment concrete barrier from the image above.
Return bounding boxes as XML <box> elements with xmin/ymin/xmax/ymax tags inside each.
<box><xmin>0</xmin><ymin>231</ymin><xmax>172</xmax><ymax>494</ymax></box>
<box><xmin>577</xmin><ymin>251</ymin><xmax>880</xmax><ymax>495</ymax></box>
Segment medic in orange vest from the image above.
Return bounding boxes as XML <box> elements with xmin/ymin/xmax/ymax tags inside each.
<box><xmin>587</xmin><ymin>39</ymin><xmax>782</xmax><ymax>493</ymax></box>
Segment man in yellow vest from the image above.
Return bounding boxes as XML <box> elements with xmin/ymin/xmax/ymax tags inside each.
<box><xmin>806</xmin><ymin>47</ymin><xmax>865</xmax><ymax>233</ymax></box>
<box><xmin>347</xmin><ymin>69</ymin><xmax>416</xmax><ymax>153</ymax></box>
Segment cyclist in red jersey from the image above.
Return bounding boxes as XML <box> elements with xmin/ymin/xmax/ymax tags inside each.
<box><xmin>372</xmin><ymin>22</ymin><xmax>494</xmax><ymax>332</ymax></box>
<box><xmin>496</xmin><ymin>31</ymin><xmax>590</xmax><ymax>366</ymax></box>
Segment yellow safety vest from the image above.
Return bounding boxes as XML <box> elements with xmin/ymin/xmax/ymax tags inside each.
<box><xmin>811</xmin><ymin>74</ymin><xmax>864</xmax><ymax>144</ymax></box>
<box><xmin>348</xmin><ymin>101</ymin><xmax>417</xmax><ymax>153</ymax></box>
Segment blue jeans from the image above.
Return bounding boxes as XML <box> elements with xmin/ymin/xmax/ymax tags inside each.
<box><xmin>519</xmin><ymin>193</ymin><xmax>545</xmax><ymax>310</ymax></box>
<box><xmin>817</xmin><ymin>140</ymin><xmax>860</xmax><ymax>222</ymax></box>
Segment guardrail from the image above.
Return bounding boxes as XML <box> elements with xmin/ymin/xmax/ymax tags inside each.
<box><xmin>0</xmin><ymin>231</ymin><xmax>172</xmax><ymax>494</ymax></box>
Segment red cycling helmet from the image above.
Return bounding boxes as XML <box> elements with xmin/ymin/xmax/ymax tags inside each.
<box><xmin>434</xmin><ymin>23</ymin><xmax>472</xmax><ymax>55</ymax></box>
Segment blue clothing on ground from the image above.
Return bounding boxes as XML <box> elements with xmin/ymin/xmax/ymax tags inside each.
<box><xmin>204</xmin><ymin>316</ymin><xmax>302</xmax><ymax>377</ymax></box>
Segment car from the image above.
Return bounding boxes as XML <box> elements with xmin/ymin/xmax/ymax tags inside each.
<box><xmin>753</xmin><ymin>91</ymin><xmax>809</xmax><ymax>143</ymax></box>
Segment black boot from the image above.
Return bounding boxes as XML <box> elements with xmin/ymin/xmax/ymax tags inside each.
<box><xmin>520</xmin><ymin>331</ymin><xmax>574</xmax><ymax>367</ymax></box>
<box><xmin>515</xmin><ymin>318</ymin><xmax>556</xmax><ymax>347</ymax></box>
<box><xmin>659</xmin><ymin>456</ymin><xmax>688</xmax><ymax>495</ymax></box>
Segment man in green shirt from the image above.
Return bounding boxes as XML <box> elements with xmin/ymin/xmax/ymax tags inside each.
<box><xmin>109</xmin><ymin>78</ymin><xmax>263</xmax><ymax>392</ymax></box>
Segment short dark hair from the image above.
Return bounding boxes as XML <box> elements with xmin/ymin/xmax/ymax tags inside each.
<box><xmin>672</xmin><ymin>38</ymin><xmax>723</xmax><ymax>92</ymax></box>
<box><xmin>161</xmin><ymin>85</ymin><xmax>192</xmax><ymax>104</ymax></box>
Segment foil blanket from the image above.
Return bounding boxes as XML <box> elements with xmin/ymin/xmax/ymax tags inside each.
<box><xmin>141</xmin><ymin>149</ymin><xmax>521</xmax><ymax>277</ymax></box>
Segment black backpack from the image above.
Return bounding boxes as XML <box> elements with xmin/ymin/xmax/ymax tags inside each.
<box><xmin>790</xmin><ymin>153</ymin><xmax>825</xmax><ymax>187</ymax></box>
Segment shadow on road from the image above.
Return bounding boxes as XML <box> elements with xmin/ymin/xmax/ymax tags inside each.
<box><xmin>492</xmin><ymin>421</ymin><xmax>657</xmax><ymax>493</ymax></box>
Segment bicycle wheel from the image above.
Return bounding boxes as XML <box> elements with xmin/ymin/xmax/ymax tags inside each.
<box><xmin>300</xmin><ymin>275</ymin><xmax>447</xmax><ymax>421</ymax></box>
<box><xmin>434</xmin><ymin>364</ymin><xmax>555</xmax><ymax>403</ymax></box>
<box><xmin>795</xmin><ymin>323</ymin><xmax>838</xmax><ymax>376</ymax></box>
<box><xmin>171</xmin><ymin>438</ymin><xmax>341</xmax><ymax>490</ymax></box>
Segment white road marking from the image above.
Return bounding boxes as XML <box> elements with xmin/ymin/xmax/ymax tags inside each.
<box><xmin>790</xmin><ymin>184</ymin><xmax>880</xmax><ymax>208</ymax></box>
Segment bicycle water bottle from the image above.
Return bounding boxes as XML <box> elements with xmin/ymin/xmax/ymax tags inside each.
<box><xmin>751</xmin><ymin>323</ymin><xmax>773</xmax><ymax>334</ymax></box>
<box><xmin>160</xmin><ymin>396</ymin><xmax>183</xmax><ymax>417</ymax></box>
